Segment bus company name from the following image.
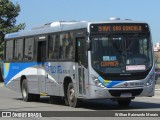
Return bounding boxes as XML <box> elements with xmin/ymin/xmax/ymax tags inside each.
<box><xmin>45</xmin><ymin>63</ymin><xmax>62</xmax><ymax>74</ymax></box>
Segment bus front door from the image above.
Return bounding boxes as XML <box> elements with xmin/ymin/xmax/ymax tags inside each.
<box><xmin>37</xmin><ymin>41</ymin><xmax>47</xmax><ymax>94</ymax></box>
<box><xmin>76</xmin><ymin>37</ymin><xmax>87</xmax><ymax>96</ymax></box>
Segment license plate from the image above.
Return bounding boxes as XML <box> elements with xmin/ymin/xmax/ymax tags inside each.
<box><xmin>120</xmin><ymin>93</ymin><xmax>132</xmax><ymax>97</ymax></box>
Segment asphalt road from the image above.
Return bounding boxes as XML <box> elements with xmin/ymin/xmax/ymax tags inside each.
<box><xmin>0</xmin><ymin>83</ymin><xmax>160</xmax><ymax>120</ymax></box>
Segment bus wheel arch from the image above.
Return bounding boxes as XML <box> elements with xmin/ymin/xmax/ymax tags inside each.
<box><xmin>20</xmin><ymin>76</ymin><xmax>40</xmax><ymax>102</ymax></box>
<box><xmin>63</xmin><ymin>77</ymin><xmax>80</xmax><ymax>107</ymax></box>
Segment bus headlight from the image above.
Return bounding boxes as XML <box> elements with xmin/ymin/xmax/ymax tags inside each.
<box><xmin>145</xmin><ymin>74</ymin><xmax>154</xmax><ymax>86</ymax></box>
<box><xmin>91</xmin><ymin>75</ymin><xmax>105</xmax><ymax>88</ymax></box>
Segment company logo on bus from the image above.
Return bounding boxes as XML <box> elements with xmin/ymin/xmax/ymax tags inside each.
<box><xmin>124</xmin><ymin>82</ymin><xmax>128</xmax><ymax>87</ymax></box>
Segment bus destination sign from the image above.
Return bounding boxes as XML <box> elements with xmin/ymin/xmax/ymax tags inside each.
<box><xmin>90</xmin><ymin>23</ymin><xmax>149</xmax><ymax>33</ymax></box>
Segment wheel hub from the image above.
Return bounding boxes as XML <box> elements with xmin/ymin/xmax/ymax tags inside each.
<box><xmin>69</xmin><ymin>88</ymin><xmax>75</xmax><ymax>102</ymax></box>
<box><xmin>22</xmin><ymin>87</ymin><xmax>27</xmax><ymax>98</ymax></box>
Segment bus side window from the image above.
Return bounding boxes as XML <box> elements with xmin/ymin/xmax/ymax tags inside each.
<box><xmin>14</xmin><ymin>39</ymin><xmax>24</xmax><ymax>61</ymax></box>
<box><xmin>59</xmin><ymin>33</ymin><xmax>74</xmax><ymax>60</ymax></box>
<box><xmin>6</xmin><ymin>40</ymin><xmax>14</xmax><ymax>61</ymax></box>
<box><xmin>24</xmin><ymin>38</ymin><xmax>34</xmax><ymax>60</ymax></box>
<box><xmin>48</xmin><ymin>35</ymin><xmax>59</xmax><ymax>59</ymax></box>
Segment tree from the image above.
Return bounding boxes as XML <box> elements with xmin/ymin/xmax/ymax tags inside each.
<box><xmin>154</xmin><ymin>52</ymin><xmax>160</xmax><ymax>69</ymax></box>
<box><xmin>154</xmin><ymin>53</ymin><xmax>159</xmax><ymax>64</ymax></box>
<box><xmin>0</xmin><ymin>0</ymin><xmax>25</xmax><ymax>34</ymax></box>
<box><xmin>0</xmin><ymin>0</ymin><xmax>25</xmax><ymax>59</ymax></box>
<box><xmin>0</xmin><ymin>0</ymin><xmax>25</xmax><ymax>82</ymax></box>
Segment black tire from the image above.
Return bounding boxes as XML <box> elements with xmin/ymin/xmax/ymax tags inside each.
<box><xmin>67</xmin><ymin>83</ymin><xmax>80</xmax><ymax>107</ymax></box>
<box><xmin>117</xmin><ymin>99</ymin><xmax>131</xmax><ymax>107</ymax></box>
<box><xmin>64</xmin><ymin>97</ymin><xmax>69</xmax><ymax>106</ymax></box>
<box><xmin>21</xmin><ymin>79</ymin><xmax>32</xmax><ymax>102</ymax></box>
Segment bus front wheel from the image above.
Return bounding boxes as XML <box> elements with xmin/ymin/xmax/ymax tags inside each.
<box><xmin>67</xmin><ymin>83</ymin><xmax>80</xmax><ymax>107</ymax></box>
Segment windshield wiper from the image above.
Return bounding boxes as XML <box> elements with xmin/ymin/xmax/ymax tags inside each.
<box><xmin>126</xmin><ymin>34</ymin><xmax>138</xmax><ymax>51</ymax></box>
<box><xmin>109</xmin><ymin>38</ymin><xmax>122</xmax><ymax>53</ymax></box>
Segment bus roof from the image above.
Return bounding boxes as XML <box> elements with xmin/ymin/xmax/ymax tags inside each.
<box><xmin>5</xmin><ymin>20</ymin><xmax>147</xmax><ymax>39</ymax></box>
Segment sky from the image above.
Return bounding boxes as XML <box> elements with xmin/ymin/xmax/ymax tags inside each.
<box><xmin>12</xmin><ymin>0</ymin><xmax>160</xmax><ymax>45</ymax></box>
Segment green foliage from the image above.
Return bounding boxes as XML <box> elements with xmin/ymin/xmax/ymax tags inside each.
<box><xmin>154</xmin><ymin>53</ymin><xmax>159</xmax><ymax>64</ymax></box>
<box><xmin>0</xmin><ymin>0</ymin><xmax>25</xmax><ymax>59</ymax></box>
<box><xmin>0</xmin><ymin>0</ymin><xmax>25</xmax><ymax>34</ymax></box>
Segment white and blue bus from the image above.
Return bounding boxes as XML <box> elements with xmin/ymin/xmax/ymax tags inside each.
<box><xmin>4</xmin><ymin>18</ymin><xmax>155</xmax><ymax>107</ymax></box>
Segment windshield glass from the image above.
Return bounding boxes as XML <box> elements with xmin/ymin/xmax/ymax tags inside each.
<box><xmin>91</xmin><ymin>35</ymin><xmax>152</xmax><ymax>73</ymax></box>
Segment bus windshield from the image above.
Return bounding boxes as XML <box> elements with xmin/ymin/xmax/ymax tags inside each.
<box><xmin>91</xmin><ymin>34</ymin><xmax>152</xmax><ymax>74</ymax></box>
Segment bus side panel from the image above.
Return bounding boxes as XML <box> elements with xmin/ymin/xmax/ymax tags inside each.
<box><xmin>4</xmin><ymin>62</ymin><xmax>40</xmax><ymax>94</ymax></box>
<box><xmin>26</xmin><ymin>69</ymin><xmax>39</xmax><ymax>94</ymax></box>
<box><xmin>6</xmin><ymin>79</ymin><xmax>21</xmax><ymax>93</ymax></box>
<box><xmin>46</xmin><ymin>62</ymin><xmax>60</xmax><ymax>96</ymax></box>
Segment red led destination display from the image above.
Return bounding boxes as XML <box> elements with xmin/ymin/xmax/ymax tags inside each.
<box><xmin>90</xmin><ymin>23</ymin><xmax>149</xmax><ymax>33</ymax></box>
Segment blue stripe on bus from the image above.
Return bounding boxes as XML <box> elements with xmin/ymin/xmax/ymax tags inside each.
<box><xmin>98</xmin><ymin>76</ymin><xmax>125</xmax><ymax>88</ymax></box>
<box><xmin>106</xmin><ymin>81</ymin><xmax>125</xmax><ymax>88</ymax></box>
<box><xmin>4</xmin><ymin>62</ymin><xmax>39</xmax><ymax>85</ymax></box>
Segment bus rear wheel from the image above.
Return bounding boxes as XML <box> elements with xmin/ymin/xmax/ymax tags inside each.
<box><xmin>21</xmin><ymin>79</ymin><xmax>32</xmax><ymax>102</ymax></box>
<box><xmin>21</xmin><ymin>79</ymin><xmax>40</xmax><ymax>102</ymax></box>
<box><xmin>117</xmin><ymin>99</ymin><xmax>131</xmax><ymax>107</ymax></box>
<box><xmin>67</xmin><ymin>83</ymin><xmax>80</xmax><ymax>107</ymax></box>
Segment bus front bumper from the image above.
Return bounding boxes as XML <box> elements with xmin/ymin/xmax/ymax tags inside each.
<box><xmin>85</xmin><ymin>84</ymin><xmax>155</xmax><ymax>99</ymax></box>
